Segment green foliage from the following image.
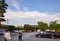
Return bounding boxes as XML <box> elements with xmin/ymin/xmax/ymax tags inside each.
<box><xmin>0</xmin><ymin>0</ymin><xmax>8</xmax><ymax>14</ymax></box>
<box><xmin>24</xmin><ymin>24</ymin><xmax>32</xmax><ymax>32</ymax></box>
<box><xmin>15</xmin><ymin>27</ymin><xmax>23</xmax><ymax>30</ymax></box>
<box><xmin>56</xmin><ymin>24</ymin><xmax>60</xmax><ymax>30</ymax></box>
<box><xmin>38</xmin><ymin>21</ymin><xmax>48</xmax><ymax>31</ymax></box>
<box><xmin>49</xmin><ymin>20</ymin><xmax>60</xmax><ymax>31</ymax></box>
<box><xmin>6</xmin><ymin>25</ymin><xmax>16</xmax><ymax>31</ymax></box>
<box><xmin>0</xmin><ymin>0</ymin><xmax>8</xmax><ymax>28</ymax></box>
<box><xmin>15</xmin><ymin>27</ymin><xmax>21</xmax><ymax>30</ymax></box>
<box><xmin>37</xmin><ymin>20</ymin><xmax>60</xmax><ymax>31</ymax></box>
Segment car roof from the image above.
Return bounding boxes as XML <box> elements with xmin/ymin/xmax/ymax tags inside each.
<box><xmin>42</xmin><ymin>31</ymin><xmax>50</xmax><ymax>32</ymax></box>
<box><xmin>0</xmin><ymin>30</ymin><xmax>5</xmax><ymax>31</ymax></box>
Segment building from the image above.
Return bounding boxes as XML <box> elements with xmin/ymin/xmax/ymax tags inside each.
<box><xmin>30</xmin><ymin>25</ymin><xmax>39</xmax><ymax>32</ymax></box>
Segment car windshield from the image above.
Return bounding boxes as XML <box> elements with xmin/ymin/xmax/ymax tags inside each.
<box><xmin>44</xmin><ymin>31</ymin><xmax>48</xmax><ymax>34</ymax></box>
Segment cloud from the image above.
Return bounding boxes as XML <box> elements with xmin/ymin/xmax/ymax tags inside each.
<box><xmin>4</xmin><ymin>9</ymin><xmax>60</xmax><ymax>26</ymax></box>
<box><xmin>11</xmin><ymin>0</ymin><xmax>25</xmax><ymax>10</ymax></box>
<box><xmin>11</xmin><ymin>0</ymin><xmax>20</xmax><ymax>10</ymax></box>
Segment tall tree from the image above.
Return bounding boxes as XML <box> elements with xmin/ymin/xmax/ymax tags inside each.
<box><xmin>0</xmin><ymin>0</ymin><xmax>8</xmax><ymax>14</ymax></box>
<box><xmin>0</xmin><ymin>0</ymin><xmax>8</xmax><ymax>28</ymax></box>
<box><xmin>38</xmin><ymin>21</ymin><xmax>48</xmax><ymax>31</ymax></box>
<box><xmin>49</xmin><ymin>20</ymin><xmax>60</xmax><ymax>31</ymax></box>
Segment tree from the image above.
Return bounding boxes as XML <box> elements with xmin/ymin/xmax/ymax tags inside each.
<box><xmin>0</xmin><ymin>0</ymin><xmax>8</xmax><ymax>14</ymax></box>
<box><xmin>6</xmin><ymin>25</ymin><xmax>16</xmax><ymax>31</ymax></box>
<box><xmin>0</xmin><ymin>0</ymin><xmax>8</xmax><ymax>28</ymax></box>
<box><xmin>15</xmin><ymin>26</ymin><xmax>23</xmax><ymax>30</ymax></box>
<box><xmin>49</xmin><ymin>20</ymin><xmax>60</xmax><ymax>31</ymax></box>
<box><xmin>24</xmin><ymin>24</ymin><xmax>31</xmax><ymax>32</ymax></box>
<box><xmin>55</xmin><ymin>24</ymin><xmax>60</xmax><ymax>30</ymax></box>
<box><xmin>38</xmin><ymin>21</ymin><xmax>48</xmax><ymax>31</ymax></box>
<box><xmin>49</xmin><ymin>20</ymin><xmax>57</xmax><ymax>30</ymax></box>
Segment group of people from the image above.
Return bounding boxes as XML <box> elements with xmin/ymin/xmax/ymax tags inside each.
<box><xmin>3</xmin><ymin>30</ymin><xmax>22</xmax><ymax>41</ymax></box>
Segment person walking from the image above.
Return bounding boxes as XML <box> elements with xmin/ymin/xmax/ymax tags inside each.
<box><xmin>19</xmin><ymin>31</ymin><xmax>22</xmax><ymax>41</ymax></box>
<box><xmin>4</xmin><ymin>30</ymin><xmax>12</xmax><ymax>41</ymax></box>
<box><xmin>4</xmin><ymin>31</ymin><xmax>7</xmax><ymax>41</ymax></box>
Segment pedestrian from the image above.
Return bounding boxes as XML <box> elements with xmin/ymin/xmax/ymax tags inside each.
<box><xmin>3</xmin><ymin>30</ymin><xmax>12</xmax><ymax>41</ymax></box>
<box><xmin>3</xmin><ymin>30</ymin><xmax>7</xmax><ymax>41</ymax></box>
<box><xmin>19</xmin><ymin>31</ymin><xmax>22</xmax><ymax>41</ymax></box>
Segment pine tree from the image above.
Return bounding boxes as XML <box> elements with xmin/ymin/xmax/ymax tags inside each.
<box><xmin>0</xmin><ymin>0</ymin><xmax>8</xmax><ymax>28</ymax></box>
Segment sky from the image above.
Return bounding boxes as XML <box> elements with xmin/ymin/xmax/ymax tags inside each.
<box><xmin>2</xmin><ymin>0</ymin><xmax>60</xmax><ymax>26</ymax></box>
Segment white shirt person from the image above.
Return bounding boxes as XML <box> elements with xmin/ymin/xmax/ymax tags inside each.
<box><xmin>4</xmin><ymin>30</ymin><xmax>12</xmax><ymax>41</ymax></box>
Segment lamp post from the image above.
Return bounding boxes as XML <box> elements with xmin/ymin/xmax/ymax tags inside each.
<box><xmin>7</xmin><ymin>19</ymin><xmax>9</xmax><ymax>25</ymax></box>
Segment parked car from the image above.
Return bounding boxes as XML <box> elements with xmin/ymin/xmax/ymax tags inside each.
<box><xmin>14</xmin><ymin>30</ymin><xmax>22</xmax><ymax>33</ymax></box>
<box><xmin>35</xmin><ymin>31</ymin><xmax>57</xmax><ymax>39</ymax></box>
<box><xmin>0</xmin><ymin>30</ymin><xmax>4</xmax><ymax>35</ymax></box>
<box><xmin>56</xmin><ymin>31</ymin><xmax>60</xmax><ymax>37</ymax></box>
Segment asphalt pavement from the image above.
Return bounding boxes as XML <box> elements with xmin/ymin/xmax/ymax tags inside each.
<box><xmin>0</xmin><ymin>32</ymin><xmax>60</xmax><ymax>41</ymax></box>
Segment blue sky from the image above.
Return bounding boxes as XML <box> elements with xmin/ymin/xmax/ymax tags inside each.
<box><xmin>3</xmin><ymin>0</ymin><xmax>60</xmax><ymax>26</ymax></box>
<box><xmin>6</xmin><ymin>0</ymin><xmax>60</xmax><ymax>14</ymax></box>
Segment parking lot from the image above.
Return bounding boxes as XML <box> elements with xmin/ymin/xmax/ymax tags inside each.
<box><xmin>0</xmin><ymin>32</ymin><xmax>60</xmax><ymax>41</ymax></box>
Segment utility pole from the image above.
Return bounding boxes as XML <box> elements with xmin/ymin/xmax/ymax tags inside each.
<box><xmin>7</xmin><ymin>19</ymin><xmax>9</xmax><ymax>25</ymax></box>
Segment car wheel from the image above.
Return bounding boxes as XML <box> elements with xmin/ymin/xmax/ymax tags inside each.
<box><xmin>38</xmin><ymin>35</ymin><xmax>41</xmax><ymax>38</ymax></box>
<box><xmin>51</xmin><ymin>36</ymin><xmax>55</xmax><ymax>39</ymax></box>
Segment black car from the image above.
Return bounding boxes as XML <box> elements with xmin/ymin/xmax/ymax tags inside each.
<box><xmin>0</xmin><ymin>30</ymin><xmax>4</xmax><ymax>35</ymax></box>
<box><xmin>35</xmin><ymin>31</ymin><xmax>57</xmax><ymax>39</ymax></box>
